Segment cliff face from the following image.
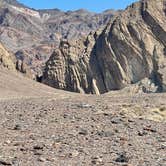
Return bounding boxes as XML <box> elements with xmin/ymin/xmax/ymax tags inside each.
<box><xmin>43</xmin><ymin>0</ymin><xmax>166</xmax><ymax>94</ymax></box>
<box><xmin>42</xmin><ymin>32</ymin><xmax>100</xmax><ymax>94</ymax></box>
<box><xmin>0</xmin><ymin>42</ymin><xmax>34</xmax><ymax>79</ymax></box>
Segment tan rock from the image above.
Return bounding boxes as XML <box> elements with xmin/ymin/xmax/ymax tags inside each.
<box><xmin>0</xmin><ymin>43</ymin><xmax>16</xmax><ymax>71</ymax></box>
<box><xmin>43</xmin><ymin>0</ymin><xmax>166</xmax><ymax>94</ymax></box>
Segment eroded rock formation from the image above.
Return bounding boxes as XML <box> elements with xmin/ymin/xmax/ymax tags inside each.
<box><xmin>0</xmin><ymin>42</ymin><xmax>34</xmax><ymax>79</ymax></box>
<box><xmin>43</xmin><ymin>0</ymin><xmax>166</xmax><ymax>94</ymax></box>
<box><xmin>0</xmin><ymin>42</ymin><xmax>15</xmax><ymax>70</ymax></box>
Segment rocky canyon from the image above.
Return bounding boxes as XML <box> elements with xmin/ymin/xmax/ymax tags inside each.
<box><xmin>0</xmin><ymin>0</ymin><xmax>165</xmax><ymax>165</ymax></box>
<box><xmin>43</xmin><ymin>0</ymin><xmax>166</xmax><ymax>94</ymax></box>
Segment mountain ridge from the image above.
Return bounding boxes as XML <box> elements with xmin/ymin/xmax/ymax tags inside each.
<box><xmin>0</xmin><ymin>0</ymin><xmax>117</xmax><ymax>77</ymax></box>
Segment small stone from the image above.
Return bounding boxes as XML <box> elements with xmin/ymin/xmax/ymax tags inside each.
<box><xmin>13</xmin><ymin>142</ymin><xmax>23</xmax><ymax>146</ymax></box>
<box><xmin>111</xmin><ymin>118</ymin><xmax>123</xmax><ymax>124</ymax></box>
<box><xmin>33</xmin><ymin>145</ymin><xmax>44</xmax><ymax>150</ymax></box>
<box><xmin>103</xmin><ymin>113</ymin><xmax>110</xmax><ymax>116</ymax></box>
<box><xmin>138</xmin><ymin>131</ymin><xmax>147</xmax><ymax>136</ymax></box>
<box><xmin>69</xmin><ymin>150</ymin><xmax>79</xmax><ymax>157</ymax></box>
<box><xmin>91</xmin><ymin>160</ymin><xmax>96</xmax><ymax>164</ymax></box>
<box><xmin>114</xmin><ymin>129</ymin><xmax>119</xmax><ymax>133</ymax></box>
<box><xmin>38</xmin><ymin>157</ymin><xmax>46</xmax><ymax>162</ymax></box>
<box><xmin>77</xmin><ymin>103</ymin><xmax>92</xmax><ymax>109</ymax></box>
<box><xmin>72</xmin><ymin>150</ymin><xmax>79</xmax><ymax>157</ymax></box>
<box><xmin>160</xmin><ymin>142</ymin><xmax>166</xmax><ymax>149</ymax></box>
<box><xmin>20</xmin><ymin>147</ymin><xmax>27</xmax><ymax>152</ymax></box>
<box><xmin>0</xmin><ymin>160</ymin><xmax>12</xmax><ymax>165</ymax></box>
<box><xmin>46</xmin><ymin>157</ymin><xmax>55</xmax><ymax>162</ymax></box>
<box><xmin>4</xmin><ymin>140</ymin><xmax>11</xmax><ymax>145</ymax></box>
<box><xmin>13</xmin><ymin>124</ymin><xmax>21</xmax><ymax>130</ymax></box>
<box><xmin>78</xmin><ymin>129</ymin><xmax>88</xmax><ymax>135</ymax></box>
<box><xmin>91</xmin><ymin>156</ymin><xmax>103</xmax><ymax>164</ymax></box>
<box><xmin>97</xmin><ymin>130</ymin><xmax>113</xmax><ymax>137</ymax></box>
<box><xmin>63</xmin><ymin>114</ymin><xmax>68</xmax><ymax>118</ymax></box>
<box><xmin>143</xmin><ymin>127</ymin><xmax>157</xmax><ymax>133</ymax></box>
<box><xmin>115</xmin><ymin>153</ymin><xmax>129</xmax><ymax>163</ymax></box>
<box><xmin>34</xmin><ymin>152</ymin><xmax>43</xmax><ymax>156</ymax></box>
<box><xmin>128</xmin><ymin>119</ymin><xmax>134</xmax><ymax>123</ymax></box>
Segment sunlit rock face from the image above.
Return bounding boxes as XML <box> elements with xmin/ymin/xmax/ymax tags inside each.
<box><xmin>43</xmin><ymin>0</ymin><xmax>166</xmax><ymax>94</ymax></box>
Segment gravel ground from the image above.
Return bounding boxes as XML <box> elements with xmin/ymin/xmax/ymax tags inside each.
<box><xmin>0</xmin><ymin>69</ymin><xmax>165</xmax><ymax>165</ymax></box>
<box><xmin>0</xmin><ymin>94</ymin><xmax>165</xmax><ymax>166</ymax></box>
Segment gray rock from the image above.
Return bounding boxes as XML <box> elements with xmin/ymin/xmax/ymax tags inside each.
<box><xmin>115</xmin><ymin>152</ymin><xmax>129</xmax><ymax>163</ymax></box>
<box><xmin>0</xmin><ymin>159</ymin><xmax>12</xmax><ymax>166</ymax></box>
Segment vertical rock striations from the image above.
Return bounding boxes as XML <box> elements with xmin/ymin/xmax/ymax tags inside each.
<box><xmin>43</xmin><ymin>0</ymin><xmax>166</xmax><ymax>94</ymax></box>
<box><xmin>43</xmin><ymin>33</ymin><xmax>100</xmax><ymax>94</ymax></box>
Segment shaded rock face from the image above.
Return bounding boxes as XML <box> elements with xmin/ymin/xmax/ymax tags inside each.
<box><xmin>43</xmin><ymin>0</ymin><xmax>166</xmax><ymax>94</ymax></box>
<box><xmin>42</xmin><ymin>33</ymin><xmax>100</xmax><ymax>94</ymax></box>
<box><xmin>15</xmin><ymin>59</ymin><xmax>34</xmax><ymax>79</ymax></box>
<box><xmin>0</xmin><ymin>43</ymin><xmax>15</xmax><ymax>70</ymax></box>
<box><xmin>0</xmin><ymin>0</ymin><xmax>116</xmax><ymax>76</ymax></box>
<box><xmin>0</xmin><ymin>42</ymin><xmax>34</xmax><ymax>78</ymax></box>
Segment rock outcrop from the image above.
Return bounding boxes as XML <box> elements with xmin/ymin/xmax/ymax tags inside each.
<box><xmin>43</xmin><ymin>0</ymin><xmax>166</xmax><ymax>94</ymax></box>
<box><xmin>0</xmin><ymin>42</ymin><xmax>33</xmax><ymax>79</ymax></box>
<box><xmin>0</xmin><ymin>42</ymin><xmax>15</xmax><ymax>70</ymax></box>
<box><xmin>15</xmin><ymin>59</ymin><xmax>34</xmax><ymax>79</ymax></box>
<box><xmin>42</xmin><ymin>31</ymin><xmax>101</xmax><ymax>94</ymax></box>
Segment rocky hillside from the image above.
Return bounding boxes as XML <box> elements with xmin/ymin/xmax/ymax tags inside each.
<box><xmin>0</xmin><ymin>0</ymin><xmax>117</xmax><ymax>77</ymax></box>
<box><xmin>43</xmin><ymin>0</ymin><xmax>166</xmax><ymax>94</ymax></box>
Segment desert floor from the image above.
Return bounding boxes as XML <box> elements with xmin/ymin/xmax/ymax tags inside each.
<box><xmin>0</xmin><ymin>68</ymin><xmax>165</xmax><ymax>166</ymax></box>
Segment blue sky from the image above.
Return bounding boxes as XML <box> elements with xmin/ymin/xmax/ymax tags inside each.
<box><xmin>18</xmin><ymin>0</ymin><xmax>138</xmax><ymax>13</ymax></box>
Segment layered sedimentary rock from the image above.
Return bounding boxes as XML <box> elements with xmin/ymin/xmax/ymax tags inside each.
<box><xmin>43</xmin><ymin>0</ymin><xmax>166</xmax><ymax>94</ymax></box>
